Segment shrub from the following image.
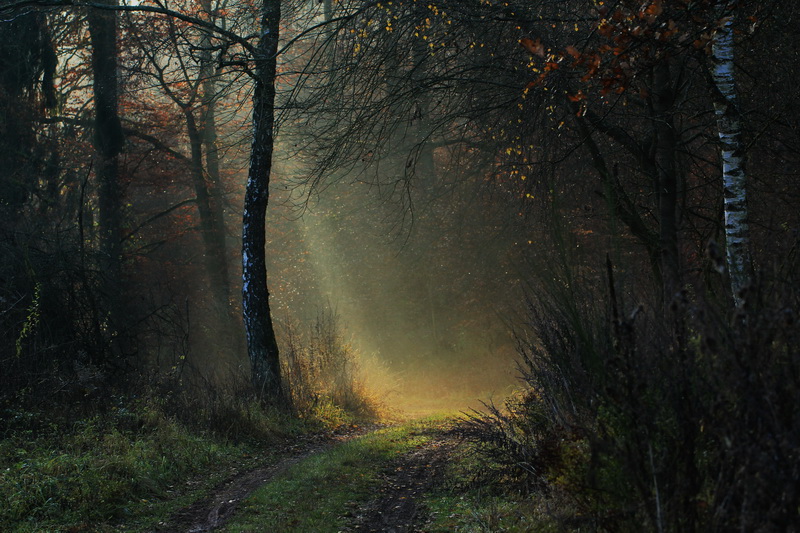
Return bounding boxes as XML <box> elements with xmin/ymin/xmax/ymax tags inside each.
<box><xmin>280</xmin><ymin>310</ymin><xmax>384</xmax><ymax>423</ymax></box>
<box><xmin>469</xmin><ymin>258</ymin><xmax>800</xmax><ymax>532</ymax></box>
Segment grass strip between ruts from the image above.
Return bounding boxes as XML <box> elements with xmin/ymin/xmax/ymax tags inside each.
<box><xmin>223</xmin><ymin>417</ymin><xmax>445</xmax><ymax>533</ymax></box>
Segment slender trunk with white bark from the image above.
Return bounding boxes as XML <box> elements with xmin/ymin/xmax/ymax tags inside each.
<box><xmin>242</xmin><ymin>0</ymin><xmax>283</xmax><ymax>402</ymax></box>
<box><xmin>711</xmin><ymin>0</ymin><xmax>751</xmax><ymax>306</ymax></box>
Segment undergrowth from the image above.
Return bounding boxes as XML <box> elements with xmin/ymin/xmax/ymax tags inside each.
<box><xmin>1</xmin><ymin>306</ymin><xmax>387</xmax><ymax>532</ymax></box>
<box><xmin>461</xmin><ymin>256</ymin><xmax>800</xmax><ymax>532</ymax></box>
<box><xmin>0</xmin><ymin>396</ymin><xmax>262</xmax><ymax>532</ymax></box>
<box><xmin>415</xmin><ymin>417</ymin><xmax>582</xmax><ymax>533</ymax></box>
<box><xmin>281</xmin><ymin>309</ymin><xmax>385</xmax><ymax>424</ymax></box>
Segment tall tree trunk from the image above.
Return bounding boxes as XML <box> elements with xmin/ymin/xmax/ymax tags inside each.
<box><xmin>652</xmin><ymin>59</ymin><xmax>680</xmax><ymax>301</ymax></box>
<box><xmin>88</xmin><ymin>0</ymin><xmax>125</xmax><ymax>346</ymax></box>
<box><xmin>0</xmin><ymin>10</ymin><xmax>55</xmax><ymax>214</ymax></box>
<box><xmin>198</xmin><ymin>0</ymin><xmax>231</xmax><ymax>306</ymax></box>
<box><xmin>185</xmin><ymin>109</ymin><xmax>230</xmax><ymax>305</ymax></box>
<box><xmin>200</xmin><ymin>97</ymin><xmax>228</xmax><ymax>305</ymax></box>
<box><xmin>242</xmin><ymin>0</ymin><xmax>283</xmax><ymax>402</ymax></box>
<box><xmin>323</xmin><ymin>0</ymin><xmax>332</xmax><ymax>21</ymax></box>
<box><xmin>711</xmin><ymin>0</ymin><xmax>751</xmax><ymax>306</ymax></box>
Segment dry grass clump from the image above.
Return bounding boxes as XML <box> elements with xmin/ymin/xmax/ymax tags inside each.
<box><xmin>281</xmin><ymin>310</ymin><xmax>385</xmax><ymax>424</ymax></box>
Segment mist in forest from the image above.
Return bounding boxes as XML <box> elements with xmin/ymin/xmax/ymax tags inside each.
<box><xmin>4</xmin><ymin>1</ymin><xmax>800</xmax><ymax>530</ymax></box>
<box><xmin>265</xmin><ymin>153</ymin><xmax>525</xmax><ymax>413</ymax></box>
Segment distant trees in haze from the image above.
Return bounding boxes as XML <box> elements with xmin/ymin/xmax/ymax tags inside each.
<box><xmin>0</xmin><ymin>2</ymin><xmax>797</xmax><ymax>529</ymax></box>
<box><xmin>0</xmin><ymin>0</ymin><xmax>280</xmax><ymax>399</ymax></box>
<box><xmin>291</xmin><ymin>0</ymin><xmax>789</xmax><ymax>306</ymax></box>
<box><xmin>0</xmin><ymin>0</ymin><xmax>798</xmax><ymax>408</ymax></box>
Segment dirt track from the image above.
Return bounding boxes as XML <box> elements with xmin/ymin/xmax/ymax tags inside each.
<box><xmin>163</xmin><ymin>446</ymin><xmax>325</xmax><ymax>532</ymax></box>
<box><xmin>151</xmin><ymin>423</ymin><xmax>455</xmax><ymax>533</ymax></box>
<box><xmin>344</xmin><ymin>433</ymin><xmax>457</xmax><ymax>533</ymax></box>
<box><xmin>150</xmin><ymin>440</ymin><xmax>324</xmax><ymax>533</ymax></box>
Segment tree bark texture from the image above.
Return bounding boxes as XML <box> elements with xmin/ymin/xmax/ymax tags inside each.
<box><xmin>185</xmin><ymin>109</ymin><xmax>230</xmax><ymax>306</ymax></box>
<box><xmin>88</xmin><ymin>0</ymin><xmax>125</xmax><ymax>340</ymax></box>
<box><xmin>711</xmin><ymin>0</ymin><xmax>751</xmax><ymax>306</ymax></box>
<box><xmin>242</xmin><ymin>0</ymin><xmax>283</xmax><ymax>402</ymax></box>
<box><xmin>0</xmin><ymin>10</ymin><xmax>55</xmax><ymax>212</ymax></box>
<box><xmin>652</xmin><ymin>59</ymin><xmax>680</xmax><ymax>301</ymax></box>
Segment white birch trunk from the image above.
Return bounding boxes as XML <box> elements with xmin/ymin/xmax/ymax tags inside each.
<box><xmin>711</xmin><ymin>0</ymin><xmax>751</xmax><ymax>306</ymax></box>
<box><xmin>241</xmin><ymin>0</ymin><xmax>283</xmax><ymax>402</ymax></box>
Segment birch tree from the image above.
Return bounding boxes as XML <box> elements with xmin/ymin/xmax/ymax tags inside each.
<box><xmin>711</xmin><ymin>0</ymin><xmax>751</xmax><ymax>306</ymax></box>
<box><xmin>242</xmin><ymin>0</ymin><xmax>283</xmax><ymax>402</ymax></box>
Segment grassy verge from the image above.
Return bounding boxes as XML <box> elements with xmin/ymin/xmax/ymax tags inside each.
<box><xmin>0</xmin><ymin>398</ymin><xmax>306</xmax><ymax>533</ymax></box>
<box><xmin>420</xmin><ymin>419</ymin><xmax>585</xmax><ymax>533</ymax></box>
<box><xmin>225</xmin><ymin>414</ymin><xmax>563</xmax><ymax>533</ymax></box>
<box><xmin>420</xmin><ymin>444</ymin><xmax>530</xmax><ymax>532</ymax></box>
<box><xmin>425</xmin><ymin>493</ymin><xmax>553</xmax><ymax>533</ymax></box>
<box><xmin>223</xmin><ymin>417</ymin><xmax>445</xmax><ymax>533</ymax></box>
<box><xmin>1</xmin><ymin>311</ymin><xmax>389</xmax><ymax>532</ymax></box>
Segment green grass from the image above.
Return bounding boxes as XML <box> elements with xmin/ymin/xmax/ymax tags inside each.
<box><xmin>425</xmin><ymin>494</ymin><xmax>554</xmax><ymax>533</ymax></box>
<box><xmin>420</xmin><ymin>430</ymin><xmax>581</xmax><ymax>533</ymax></box>
<box><xmin>0</xmin><ymin>400</ymin><xmax>289</xmax><ymax>533</ymax></box>
<box><xmin>224</xmin><ymin>414</ymin><xmax>569</xmax><ymax>533</ymax></box>
<box><xmin>0</xmin><ymin>341</ymin><xmax>388</xmax><ymax>533</ymax></box>
<box><xmin>0</xmin><ymin>403</ymin><xmax>576</xmax><ymax>533</ymax></box>
<box><xmin>223</xmin><ymin>417</ymin><xmax>445</xmax><ymax>533</ymax></box>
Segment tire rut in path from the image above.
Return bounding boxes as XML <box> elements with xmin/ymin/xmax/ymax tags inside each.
<box><xmin>155</xmin><ymin>443</ymin><xmax>326</xmax><ymax>533</ymax></box>
<box><xmin>345</xmin><ymin>434</ymin><xmax>458</xmax><ymax>533</ymax></box>
<box><xmin>153</xmin><ymin>424</ymin><xmax>380</xmax><ymax>533</ymax></box>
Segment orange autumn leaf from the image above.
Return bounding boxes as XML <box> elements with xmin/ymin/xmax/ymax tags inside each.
<box><xmin>565</xmin><ymin>45</ymin><xmax>581</xmax><ymax>59</ymax></box>
<box><xmin>644</xmin><ymin>0</ymin><xmax>663</xmax><ymax>19</ymax></box>
<box><xmin>567</xmin><ymin>90</ymin><xmax>586</xmax><ymax>102</ymax></box>
<box><xmin>520</xmin><ymin>37</ymin><xmax>545</xmax><ymax>57</ymax></box>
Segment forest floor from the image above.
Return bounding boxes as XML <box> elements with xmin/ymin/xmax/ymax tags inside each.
<box><xmin>150</xmin><ymin>417</ymin><xmax>491</xmax><ymax>533</ymax></box>
<box><xmin>154</xmin><ymin>441</ymin><xmax>328</xmax><ymax>532</ymax></box>
<box><xmin>342</xmin><ymin>432</ymin><xmax>457</xmax><ymax>533</ymax></box>
<box><xmin>152</xmin><ymin>423</ymin><xmax>387</xmax><ymax>532</ymax></box>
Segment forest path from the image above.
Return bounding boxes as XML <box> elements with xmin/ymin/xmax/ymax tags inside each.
<box><xmin>157</xmin><ymin>417</ymin><xmax>460</xmax><ymax>532</ymax></box>
<box><xmin>174</xmin><ymin>446</ymin><xmax>324</xmax><ymax>533</ymax></box>
<box><xmin>342</xmin><ymin>428</ymin><xmax>458</xmax><ymax>533</ymax></box>
<box><xmin>152</xmin><ymin>424</ymin><xmax>383</xmax><ymax>533</ymax></box>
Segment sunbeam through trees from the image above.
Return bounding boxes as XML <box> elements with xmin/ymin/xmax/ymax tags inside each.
<box><xmin>1</xmin><ymin>0</ymin><xmax>799</xmax><ymax>531</ymax></box>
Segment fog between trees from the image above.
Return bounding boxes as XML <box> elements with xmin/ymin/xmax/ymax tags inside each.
<box><xmin>3</xmin><ymin>1</ymin><xmax>800</xmax><ymax>529</ymax></box>
<box><xmin>2</xmin><ymin>0</ymin><xmax>799</xmax><ymax>412</ymax></box>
